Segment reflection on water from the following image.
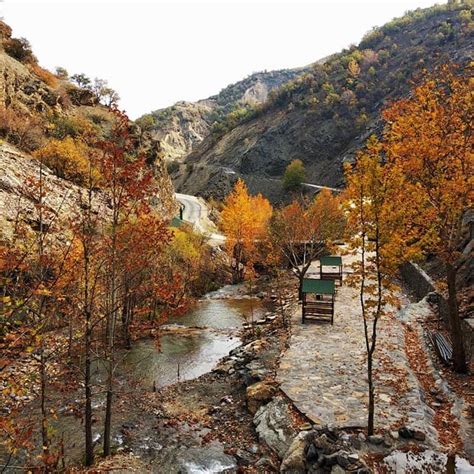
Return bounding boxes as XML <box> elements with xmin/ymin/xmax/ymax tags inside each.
<box><xmin>0</xmin><ymin>295</ymin><xmax>265</xmax><ymax>470</ymax></box>
<box><xmin>115</xmin><ymin>296</ymin><xmax>264</xmax><ymax>389</ymax></box>
<box><xmin>120</xmin><ymin>332</ymin><xmax>241</xmax><ymax>388</ymax></box>
<box><xmin>168</xmin><ymin>298</ymin><xmax>261</xmax><ymax>329</ymax></box>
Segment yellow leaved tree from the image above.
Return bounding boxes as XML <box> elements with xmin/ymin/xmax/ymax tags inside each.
<box><xmin>220</xmin><ymin>179</ymin><xmax>272</xmax><ymax>282</ymax></box>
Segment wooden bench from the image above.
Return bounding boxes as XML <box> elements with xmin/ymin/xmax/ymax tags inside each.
<box><xmin>428</xmin><ymin>331</ymin><xmax>453</xmax><ymax>365</ymax></box>
<box><xmin>303</xmin><ymin>302</ymin><xmax>334</xmax><ymax>323</ymax></box>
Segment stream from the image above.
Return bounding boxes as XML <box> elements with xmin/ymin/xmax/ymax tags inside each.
<box><xmin>1</xmin><ymin>284</ymin><xmax>267</xmax><ymax>472</ymax></box>
<box><xmin>111</xmin><ymin>286</ymin><xmax>265</xmax><ymax>389</ymax></box>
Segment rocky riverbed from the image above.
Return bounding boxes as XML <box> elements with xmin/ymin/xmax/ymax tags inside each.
<box><xmin>3</xmin><ymin>272</ymin><xmax>473</xmax><ymax>473</ymax></box>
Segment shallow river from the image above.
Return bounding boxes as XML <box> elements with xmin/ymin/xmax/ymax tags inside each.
<box><xmin>0</xmin><ymin>285</ymin><xmax>266</xmax><ymax>472</ymax></box>
<box><xmin>115</xmin><ymin>291</ymin><xmax>264</xmax><ymax>388</ymax></box>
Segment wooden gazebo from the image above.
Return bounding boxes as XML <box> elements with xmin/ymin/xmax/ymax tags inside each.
<box><xmin>302</xmin><ymin>279</ymin><xmax>335</xmax><ymax>324</ymax></box>
<box><xmin>319</xmin><ymin>256</ymin><xmax>343</xmax><ymax>285</ymax></box>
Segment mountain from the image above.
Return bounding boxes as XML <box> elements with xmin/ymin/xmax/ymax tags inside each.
<box><xmin>0</xmin><ymin>21</ymin><xmax>177</xmax><ymax>235</ymax></box>
<box><xmin>172</xmin><ymin>2</ymin><xmax>474</xmax><ymax>202</ymax></box>
<box><xmin>137</xmin><ymin>68</ymin><xmax>309</xmax><ymax>162</ymax></box>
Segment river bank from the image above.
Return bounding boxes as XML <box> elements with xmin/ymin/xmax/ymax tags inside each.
<box><xmin>0</xmin><ymin>274</ymin><xmax>297</xmax><ymax>472</ymax></box>
<box><xmin>94</xmin><ymin>276</ymin><xmax>298</xmax><ymax>472</ymax></box>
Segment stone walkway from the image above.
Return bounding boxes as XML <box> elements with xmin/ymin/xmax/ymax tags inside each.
<box><xmin>278</xmin><ymin>255</ymin><xmax>435</xmax><ymax>440</ymax></box>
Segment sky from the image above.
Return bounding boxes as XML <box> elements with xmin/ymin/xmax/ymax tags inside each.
<box><xmin>3</xmin><ymin>0</ymin><xmax>440</xmax><ymax>119</ymax></box>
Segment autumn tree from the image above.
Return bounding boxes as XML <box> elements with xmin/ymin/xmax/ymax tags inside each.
<box><xmin>383</xmin><ymin>65</ymin><xmax>473</xmax><ymax>373</ymax></box>
<box><xmin>117</xmin><ymin>213</ymin><xmax>172</xmax><ymax>348</ymax></box>
<box><xmin>96</xmin><ymin>109</ymin><xmax>160</xmax><ymax>456</ymax></box>
<box><xmin>283</xmin><ymin>159</ymin><xmax>306</xmax><ymax>190</ymax></box>
<box><xmin>66</xmin><ymin>146</ymin><xmax>105</xmax><ymax>466</ymax></box>
<box><xmin>343</xmin><ymin>136</ymin><xmax>418</xmax><ymax>435</ymax></box>
<box><xmin>91</xmin><ymin>78</ymin><xmax>120</xmax><ymax>107</ymax></box>
<box><xmin>220</xmin><ymin>179</ymin><xmax>272</xmax><ymax>282</ymax></box>
<box><xmin>70</xmin><ymin>73</ymin><xmax>91</xmax><ymax>89</ymax></box>
<box><xmin>0</xmin><ymin>160</ymin><xmax>75</xmax><ymax>468</ymax></box>
<box><xmin>270</xmin><ymin>189</ymin><xmax>345</xmax><ymax>299</ymax></box>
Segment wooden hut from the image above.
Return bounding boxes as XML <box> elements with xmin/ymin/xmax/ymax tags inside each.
<box><xmin>302</xmin><ymin>278</ymin><xmax>335</xmax><ymax>324</ymax></box>
<box><xmin>319</xmin><ymin>256</ymin><xmax>343</xmax><ymax>285</ymax></box>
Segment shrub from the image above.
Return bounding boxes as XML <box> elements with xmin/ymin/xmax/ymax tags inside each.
<box><xmin>47</xmin><ymin>113</ymin><xmax>97</xmax><ymax>140</ymax></box>
<box><xmin>0</xmin><ymin>107</ymin><xmax>45</xmax><ymax>151</ymax></box>
<box><xmin>29</xmin><ymin>64</ymin><xmax>58</xmax><ymax>88</ymax></box>
<box><xmin>33</xmin><ymin>137</ymin><xmax>98</xmax><ymax>185</ymax></box>
<box><xmin>4</xmin><ymin>37</ymin><xmax>36</xmax><ymax>63</ymax></box>
<box><xmin>283</xmin><ymin>159</ymin><xmax>306</xmax><ymax>189</ymax></box>
<box><xmin>166</xmin><ymin>160</ymin><xmax>179</xmax><ymax>175</ymax></box>
<box><xmin>55</xmin><ymin>67</ymin><xmax>69</xmax><ymax>80</ymax></box>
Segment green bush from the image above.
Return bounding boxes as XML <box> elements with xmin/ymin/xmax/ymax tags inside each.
<box><xmin>283</xmin><ymin>159</ymin><xmax>306</xmax><ymax>189</ymax></box>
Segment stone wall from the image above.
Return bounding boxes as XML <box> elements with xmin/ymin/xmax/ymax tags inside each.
<box><xmin>400</xmin><ymin>262</ymin><xmax>474</xmax><ymax>362</ymax></box>
<box><xmin>400</xmin><ymin>262</ymin><xmax>436</xmax><ymax>300</ymax></box>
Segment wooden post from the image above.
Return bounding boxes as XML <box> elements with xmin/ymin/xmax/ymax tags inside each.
<box><xmin>331</xmin><ymin>293</ymin><xmax>335</xmax><ymax>325</ymax></box>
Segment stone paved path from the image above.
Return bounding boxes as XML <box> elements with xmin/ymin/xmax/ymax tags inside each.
<box><xmin>278</xmin><ymin>255</ymin><xmax>435</xmax><ymax>439</ymax></box>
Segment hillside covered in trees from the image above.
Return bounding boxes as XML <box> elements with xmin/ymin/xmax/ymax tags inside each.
<box><xmin>172</xmin><ymin>2</ymin><xmax>473</xmax><ymax>201</ymax></box>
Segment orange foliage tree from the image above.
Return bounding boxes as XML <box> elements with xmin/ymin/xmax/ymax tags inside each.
<box><xmin>270</xmin><ymin>189</ymin><xmax>345</xmax><ymax>299</ymax></box>
<box><xmin>220</xmin><ymin>179</ymin><xmax>272</xmax><ymax>282</ymax></box>
<box><xmin>383</xmin><ymin>65</ymin><xmax>473</xmax><ymax>373</ymax></box>
<box><xmin>343</xmin><ymin>136</ymin><xmax>419</xmax><ymax>435</ymax></box>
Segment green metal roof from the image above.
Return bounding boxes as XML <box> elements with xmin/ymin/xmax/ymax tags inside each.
<box><xmin>302</xmin><ymin>278</ymin><xmax>335</xmax><ymax>295</ymax></box>
<box><xmin>170</xmin><ymin>217</ymin><xmax>184</xmax><ymax>228</ymax></box>
<box><xmin>320</xmin><ymin>256</ymin><xmax>342</xmax><ymax>267</ymax></box>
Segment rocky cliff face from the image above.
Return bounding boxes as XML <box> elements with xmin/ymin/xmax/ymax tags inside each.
<box><xmin>0</xmin><ymin>140</ymin><xmax>178</xmax><ymax>240</ymax></box>
<box><xmin>147</xmin><ymin>100</ymin><xmax>215</xmax><ymax>162</ymax></box>
<box><xmin>139</xmin><ymin>68</ymin><xmax>308</xmax><ymax>162</ymax></box>
<box><xmin>0</xmin><ymin>143</ymin><xmax>104</xmax><ymax>239</ymax></box>
<box><xmin>173</xmin><ymin>3</ymin><xmax>473</xmax><ymax>202</ymax></box>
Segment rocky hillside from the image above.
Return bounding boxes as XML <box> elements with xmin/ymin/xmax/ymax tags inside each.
<box><xmin>0</xmin><ymin>21</ymin><xmax>177</xmax><ymax>235</ymax></box>
<box><xmin>173</xmin><ymin>2</ymin><xmax>473</xmax><ymax>201</ymax></box>
<box><xmin>137</xmin><ymin>68</ymin><xmax>308</xmax><ymax>162</ymax></box>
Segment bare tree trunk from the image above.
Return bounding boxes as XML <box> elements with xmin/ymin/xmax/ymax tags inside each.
<box><xmin>84</xmin><ymin>315</ymin><xmax>93</xmax><ymax>465</ymax></box>
<box><xmin>121</xmin><ymin>284</ymin><xmax>132</xmax><ymax>350</ymax></box>
<box><xmin>367</xmin><ymin>350</ymin><xmax>375</xmax><ymax>435</ymax></box>
<box><xmin>37</xmin><ymin>162</ymin><xmax>50</xmax><ymax>462</ymax></box>
<box><xmin>232</xmin><ymin>242</ymin><xmax>244</xmax><ymax>283</ymax></box>
<box><xmin>39</xmin><ymin>339</ymin><xmax>49</xmax><ymax>459</ymax></box>
<box><xmin>103</xmin><ymin>163</ymin><xmax>119</xmax><ymax>457</ymax></box>
<box><xmin>83</xmin><ymin>162</ymin><xmax>95</xmax><ymax>466</ymax></box>
<box><xmin>446</xmin><ymin>263</ymin><xmax>467</xmax><ymax>373</ymax></box>
<box><xmin>298</xmin><ymin>273</ymin><xmax>304</xmax><ymax>301</ymax></box>
<box><xmin>103</xmin><ymin>375</ymin><xmax>113</xmax><ymax>456</ymax></box>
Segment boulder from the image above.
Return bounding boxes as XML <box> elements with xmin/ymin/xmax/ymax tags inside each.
<box><xmin>254</xmin><ymin>396</ymin><xmax>297</xmax><ymax>459</ymax></box>
<box><xmin>306</xmin><ymin>443</ymin><xmax>319</xmax><ymax>463</ymax></box>
<box><xmin>313</xmin><ymin>433</ymin><xmax>337</xmax><ymax>455</ymax></box>
<box><xmin>280</xmin><ymin>432</ymin><xmax>310</xmax><ymax>472</ymax></box>
<box><xmin>246</xmin><ymin>381</ymin><xmax>277</xmax><ymax>414</ymax></box>
<box><xmin>368</xmin><ymin>434</ymin><xmax>384</xmax><ymax>445</ymax></box>
<box><xmin>398</xmin><ymin>427</ymin><xmax>414</xmax><ymax>439</ymax></box>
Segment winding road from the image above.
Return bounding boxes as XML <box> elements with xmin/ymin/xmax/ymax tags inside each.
<box><xmin>175</xmin><ymin>193</ymin><xmax>225</xmax><ymax>244</ymax></box>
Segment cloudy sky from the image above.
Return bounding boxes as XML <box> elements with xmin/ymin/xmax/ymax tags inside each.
<box><xmin>4</xmin><ymin>0</ymin><xmax>440</xmax><ymax>118</ymax></box>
